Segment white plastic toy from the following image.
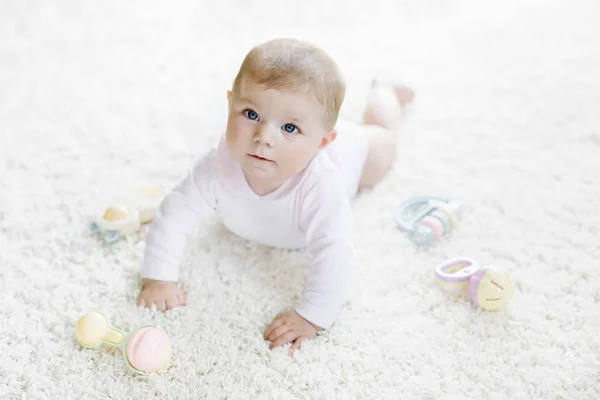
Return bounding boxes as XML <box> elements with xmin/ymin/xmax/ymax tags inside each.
<box><xmin>90</xmin><ymin>185</ymin><xmax>165</xmax><ymax>243</ymax></box>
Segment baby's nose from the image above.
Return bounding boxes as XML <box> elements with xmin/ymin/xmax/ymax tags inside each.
<box><xmin>254</xmin><ymin>123</ymin><xmax>276</xmax><ymax>146</ymax></box>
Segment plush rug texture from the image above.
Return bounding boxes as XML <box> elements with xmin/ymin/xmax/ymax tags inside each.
<box><xmin>1</xmin><ymin>0</ymin><xmax>599</xmax><ymax>398</ymax></box>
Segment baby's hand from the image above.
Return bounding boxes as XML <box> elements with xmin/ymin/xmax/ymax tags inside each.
<box><xmin>137</xmin><ymin>279</ymin><xmax>185</xmax><ymax>312</ymax></box>
<box><xmin>263</xmin><ymin>311</ymin><xmax>323</xmax><ymax>356</ymax></box>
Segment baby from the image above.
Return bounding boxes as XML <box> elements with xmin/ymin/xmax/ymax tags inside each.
<box><xmin>137</xmin><ymin>38</ymin><xmax>414</xmax><ymax>355</ymax></box>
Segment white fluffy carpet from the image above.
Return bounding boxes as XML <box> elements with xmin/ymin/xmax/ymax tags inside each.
<box><xmin>1</xmin><ymin>0</ymin><xmax>599</xmax><ymax>398</ymax></box>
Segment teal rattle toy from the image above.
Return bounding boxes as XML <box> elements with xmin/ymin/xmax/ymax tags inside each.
<box><xmin>75</xmin><ymin>311</ymin><xmax>171</xmax><ymax>373</ymax></box>
<box><xmin>395</xmin><ymin>196</ymin><xmax>463</xmax><ymax>245</ymax></box>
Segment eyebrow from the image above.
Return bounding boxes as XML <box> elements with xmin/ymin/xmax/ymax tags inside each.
<box><xmin>237</xmin><ymin>98</ymin><xmax>307</xmax><ymax>122</ymax></box>
<box><xmin>236</xmin><ymin>96</ymin><xmax>256</xmax><ymax>106</ymax></box>
<box><xmin>286</xmin><ymin>114</ymin><xmax>307</xmax><ymax>125</ymax></box>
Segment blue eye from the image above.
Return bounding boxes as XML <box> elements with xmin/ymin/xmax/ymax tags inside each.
<box><xmin>244</xmin><ymin>109</ymin><xmax>259</xmax><ymax>121</ymax></box>
<box><xmin>282</xmin><ymin>123</ymin><xmax>299</xmax><ymax>134</ymax></box>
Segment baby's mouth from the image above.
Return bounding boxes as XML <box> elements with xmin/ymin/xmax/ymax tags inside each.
<box><xmin>249</xmin><ymin>154</ymin><xmax>274</xmax><ymax>162</ymax></box>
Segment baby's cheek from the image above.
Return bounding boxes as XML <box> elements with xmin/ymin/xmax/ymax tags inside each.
<box><xmin>290</xmin><ymin>155</ymin><xmax>307</xmax><ymax>174</ymax></box>
<box><xmin>296</xmin><ymin>145</ymin><xmax>317</xmax><ymax>170</ymax></box>
<box><xmin>225</xmin><ymin>129</ymin><xmax>243</xmax><ymax>151</ymax></box>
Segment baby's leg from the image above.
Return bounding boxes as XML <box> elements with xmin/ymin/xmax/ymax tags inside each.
<box><xmin>358</xmin><ymin>80</ymin><xmax>414</xmax><ymax>189</ymax></box>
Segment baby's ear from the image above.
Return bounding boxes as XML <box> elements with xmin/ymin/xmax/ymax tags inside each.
<box><xmin>227</xmin><ymin>90</ymin><xmax>232</xmax><ymax>102</ymax></box>
<box><xmin>320</xmin><ymin>129</ymin><xmax>337</xmax><ymax>149</ymax></box>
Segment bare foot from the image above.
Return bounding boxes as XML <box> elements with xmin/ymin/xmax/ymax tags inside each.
<box><xmin>392</xmin><ymin>83</ymin><xmax>415</xmax><ymax>108</ymax></box>
<box><xmin>358</xmin><ymin>79</ymin><xmax>415</xmax><ymax>189</ymax></box>
<box><xmin>363</xmin><ymin>80</ymin><xmax>415</xmax><ymax>130</ymax></box>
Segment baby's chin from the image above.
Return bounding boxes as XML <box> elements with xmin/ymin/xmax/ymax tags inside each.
<box><xmin>242</xmin><ymin>158</ymin><xmax>279</xmax><ymax>178</ymax></box>
<box><xmin>240</xmin><ymin>152</ymin><xmax>311</xmax><ymax>184</ymax></box>
<box><xmin>242</xmin><ymin>160</ymin><xmax>303</xmax><ymax>186</ymax></box>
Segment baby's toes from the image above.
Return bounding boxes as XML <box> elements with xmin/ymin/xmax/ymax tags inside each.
<box><xmin>392</xmin><ymin>84</ymin><xmax>415</xmax><ymax>107</ymax></box>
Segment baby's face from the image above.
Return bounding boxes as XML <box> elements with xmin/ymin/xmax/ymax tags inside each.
<box><xmin>226</xmin><ymin>80</ymin><xmax>334</xmax><ymax>192</ymax></box>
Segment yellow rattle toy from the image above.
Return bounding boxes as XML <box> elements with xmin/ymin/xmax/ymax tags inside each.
<box><xmin>90</xmin><ymin>185</ymin><xmax>165</xmax><ymax>243</ymax></box>
<box><xmin>75</xmin><ymin>311</ymin><xmax>172</xmax><ymax>373</ymax></box>
<box><xmin>434</xmin><ymin>258</ymin><xmax>515</xmax><ymax>311</ymax></box>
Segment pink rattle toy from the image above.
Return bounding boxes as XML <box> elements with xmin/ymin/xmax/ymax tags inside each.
<box><xmin>434</xmin><ymin>258</ymin><xmax>515</xmax><ymax>311</ymax></box>
<box><xmin>75</xmin><ymin>311</ymin><xmax>171</xmax><ymax>373</ymax></box>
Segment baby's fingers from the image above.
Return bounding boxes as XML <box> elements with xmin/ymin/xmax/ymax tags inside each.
<box><xmin>264</xmin><ymin>318</ymin><xmax>285</xmax><ymax>340</ymax></box>
<box><xmin>166</xmin><ymin>295</ymin><xmax>185</xmax><ymax>310</ymax></box>
<box><xmin>156</xmin><ymin>299</ymin><xmax>167</xmax><ymax>312</ymax></box>
<box><xmin>289</xmin><ymin>336</ymin><xmax>307</xmax><ymax>356</ymax></box>
<box><xmin>267</xmin><ymin>325</ymin><xmax>292</xmax><ymax>343</ymax></box>
<box><xmin>270</xmin><ymin>330</ymin><xmax>300</xmax><ymax>350</ymax></box>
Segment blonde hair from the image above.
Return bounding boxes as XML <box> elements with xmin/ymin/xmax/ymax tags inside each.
<box><xmin>232</xmin><ymin>38</ymin><xmax>346</xmax><ymax>128</ymax></box>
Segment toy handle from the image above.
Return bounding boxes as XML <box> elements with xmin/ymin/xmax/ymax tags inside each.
<box><xmin>75</xmin><ymin>311</ymin><xmax>125</xmax><ymax>348</ymax></box>
<box><xmin>104</xmin><ymin>327</ymin><xmax>125</xmax><ymax>346</ymax></box>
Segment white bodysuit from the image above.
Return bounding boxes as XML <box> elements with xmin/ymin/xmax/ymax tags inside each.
<box><xmin>141</xmin><ymin>119</ymin><xmax>369</xmax><ymax>329</ymax></box>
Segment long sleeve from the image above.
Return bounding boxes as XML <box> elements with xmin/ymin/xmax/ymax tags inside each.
<box><xmin>295</xmin><ymin>176</ymin><xmax>354</xmax><ymax>329</ymax></box>
<box><xmin>141</xmin><ymin>150</ymin><xmax>217</xmax><ymax>281</ymax></box>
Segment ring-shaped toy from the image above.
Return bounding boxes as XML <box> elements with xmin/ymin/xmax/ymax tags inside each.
<box><xmin>395</xmin><ymin>196</ymin><xmax>463</xmax><ymax>245</ymax></box>
<box><xmin>434</xmin><ymin>258</ymin><xmax>515</xmax><ymax>310</ymax></box>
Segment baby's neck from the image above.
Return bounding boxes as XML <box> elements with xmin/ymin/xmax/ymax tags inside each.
<box><xmin>243</xmin><ymin>172</ymin><xmax>285</xmax><ymax>196</ymax></box>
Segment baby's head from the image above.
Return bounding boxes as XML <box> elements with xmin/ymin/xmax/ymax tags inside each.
<box><xmin>225</xmin><ymin>38</ymin><xmax>345</xmax><ymax>192</ymax></box>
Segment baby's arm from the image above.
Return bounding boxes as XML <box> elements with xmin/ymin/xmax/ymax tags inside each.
<box><xmin>294</xmin><ymin>177</ymin><xmax>354</xmax><ymax>330</ymax></box>
<box><xmin>264</xmin><ymin>175</ymin><xmax>354</xmax><ymax>353</ymax></box>
<box><xmin>138</xmin><ymin>150</ymin><xmax>217</xmax><ymax>311</ymax></box>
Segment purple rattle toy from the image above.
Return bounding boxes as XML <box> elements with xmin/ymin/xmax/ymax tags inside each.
<box><xmin>434</xmin><ymin>258</ymin><xmax>515</xmax><ymax>311</ymax></box>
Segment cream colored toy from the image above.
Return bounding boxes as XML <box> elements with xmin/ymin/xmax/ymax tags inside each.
<box><xmin>434</xmin><ymin>257</ymin><xmax>515</xmax><ymax>311</ymax></box>
<box><xmin>90</xmin><ymin>185</ymin><xmax>165</xmax><ymax>243</ymax></box>
<box><xmin>75</xmin><ymin>311</ymin><xmax>172</xmax><ymax>373</ymax></box>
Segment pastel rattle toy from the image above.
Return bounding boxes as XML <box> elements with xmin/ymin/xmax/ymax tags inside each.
<box><xmin>90</xmin><ymin>185</ymin><xmax>165</xmax><ymax>243</ymax></box>
<box><xmin>434</xmin><ymin>258</ymin><xmax>515</xmax><ymax>311</ymax></box>
<box><xmin>75</xmin><ymin>311</ymin><xmax>172</xmax><ymax>373</ymax></box>
<box><xmin>395</xmin><ymin>196</ymin><xmax>463</xmax><ymax>245</ymax></box>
